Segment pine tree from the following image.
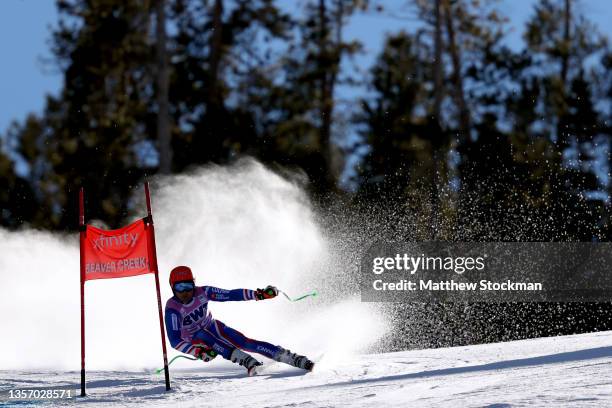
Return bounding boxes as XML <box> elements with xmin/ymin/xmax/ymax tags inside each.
<box><xmin>257</xmin><ymin>0</ymin><xmax>365</xmax><ymax>198</ymax></box>
<box><xmin>25</xmin><ymin>0</ymin><xmax>156</xmax><ymax>229</ymax></box>
<box><xmin>523</xmin><ymin>0</ymin><xmax>606</xmax><ymax>152</ymax></box>
<box><xmin>355</xmin><ymin>33</ymin><xmax>429</xmax><ymax>199</ymax></box>
<box><xmin>168</xmin><ymin>0</ymin><xmax>292</xmax><ymax>170</ymax></box>
<box><xmin>0</xmin><ymin>121</ymin><xmax>37</xmax><ymax>228</ymax></box>
<box><xmin>156</xmin><ymin>0</ymin><xmax>172</xmax><ymax>174</ymax></box>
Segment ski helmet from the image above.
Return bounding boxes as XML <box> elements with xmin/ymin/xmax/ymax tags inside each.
<box><xmin>169</xmin><ymin>265</ymin><xmax>194</xmax><ymax>287</ymax></box>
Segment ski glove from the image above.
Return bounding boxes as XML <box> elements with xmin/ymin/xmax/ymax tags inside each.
<box><xmin>191</xmin><ymin>340</ymin><xmax>218</xmax><ymax>362</ymax></box>
<box><xmin>255</xmin><ymin>285</ymin><xmax>278</xmax><ymax>300</ymax></box>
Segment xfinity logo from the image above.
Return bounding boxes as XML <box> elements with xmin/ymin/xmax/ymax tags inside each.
<box><xmin>93</xmin><ymin>233</ymin><xmax>138</xmax><ymax>250</ymax></box>
<box><xmin>210</xmin><ymin>287</ymin><xmax>226</xmax><ymax>294</ymax></box>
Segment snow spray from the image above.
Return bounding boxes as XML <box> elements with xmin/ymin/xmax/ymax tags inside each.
<box><xmin>0</xmin><ymin>158</ymin><xmax>388</xmax><ymax>370</ymax></box>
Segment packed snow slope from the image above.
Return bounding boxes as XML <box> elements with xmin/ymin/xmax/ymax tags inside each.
<box><xmin>2</xmin><ymin>330</ymin><xmax>611</xmax><ymax>407</ymax></box>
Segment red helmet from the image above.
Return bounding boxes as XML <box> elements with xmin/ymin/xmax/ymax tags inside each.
<box><xmin>169</xmin><ymin>265</ymin><xmax>194</xmax><ymax>287</ymax></box>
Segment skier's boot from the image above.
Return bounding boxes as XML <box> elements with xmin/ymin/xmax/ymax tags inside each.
<box><xmin>273</xmin><ymin>347</ymin><xmax>314</xmax><ymax>371</ymax></box>
<box><xmin>230</xmin><ymin>348</ymin><xmax>263</xmax><ymax>376</ymax></box>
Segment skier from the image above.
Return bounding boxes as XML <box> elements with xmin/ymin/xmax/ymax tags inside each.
<box><xmin>164</xmin><ymin>265</ymin><xmax>314</xmax><ymax>376</ymax></box>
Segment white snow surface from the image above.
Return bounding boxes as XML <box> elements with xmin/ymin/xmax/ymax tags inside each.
<box><xmin>2</xmin><ymin>330</ymin><xmax>611</xmax><ymax>407</ymax></box>
<box><xmin>1</xmin><ymin>164</ymin><xmax>610</xmax><ymax>406</ymax></box>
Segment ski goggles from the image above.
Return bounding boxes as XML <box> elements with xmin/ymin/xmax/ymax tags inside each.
<box><xmin>173</xmin><ymin>282</ymin><xmax>195</xmax><ymax>292</ymax></box>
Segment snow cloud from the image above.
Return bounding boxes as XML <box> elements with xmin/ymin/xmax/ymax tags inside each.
<box><xmin>0</xmin><ymin>159</ymin><xmax>387</xmax><ymax>370</ymax></box>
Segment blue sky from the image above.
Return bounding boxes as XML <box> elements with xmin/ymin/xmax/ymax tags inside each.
<box><xmin>0</xmin><ymin>0</ymin><xmax>611</xmax><ymax>136</ymax></box>
<box><xmin>0</xmin><ymin>0</ymin><xmax>60</xmax><ymax>134</ymax></box>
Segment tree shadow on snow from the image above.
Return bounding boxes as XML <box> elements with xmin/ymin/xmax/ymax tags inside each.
<box><xmin>263</xmin><ymin>370</ymin><xmax>312</xmax><ymax>379</ymax></box>
<box><xmin>306</xmin><ymin>346</ymin><xmax>612</xmax><ymax>390</ymax></box>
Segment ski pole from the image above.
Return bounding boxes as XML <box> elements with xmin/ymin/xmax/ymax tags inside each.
<box><xmin>156</xmin><ymin>345</ymin><xmax>220</xmax><ymax>373</ymax></box>
<box><xmin>279</xmin><ymin>289</ymin><xmax>318</xmax><ymax>302</ymax></box>
<box><xmin>155</xmin><ymin>355</ymin><xmax>198</xmax><ymax>374</ymax></box>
